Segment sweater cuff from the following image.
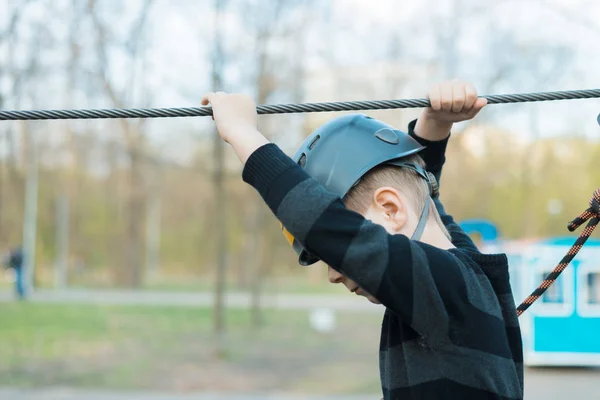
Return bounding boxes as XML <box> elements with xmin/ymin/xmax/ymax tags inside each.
<box><xmin>407</xmin><ymin>119</ymin><xmax>450</xmax><ymax>170</ymax></box>
<box><xmin>242</xmin><ymin>143</ymin><xmax>297</xmax><ymax>199</ymax></box>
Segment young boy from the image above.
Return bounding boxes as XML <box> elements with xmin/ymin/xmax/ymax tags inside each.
<box><xmin>203</xmin><ymin>80</ymin><xmax>523</xmax><ymax>399</ymax></box>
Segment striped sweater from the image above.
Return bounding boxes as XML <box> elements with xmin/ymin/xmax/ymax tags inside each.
<box><xmin>242</xmin><ymin>125</ymin><xmax>524</xmax><ymax>399</ymax></box>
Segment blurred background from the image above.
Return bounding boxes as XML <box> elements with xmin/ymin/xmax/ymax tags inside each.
<box><xmin>0</xmin><ymin>0</ymin><xmax>599</xmax><ymax>399</ymax></box>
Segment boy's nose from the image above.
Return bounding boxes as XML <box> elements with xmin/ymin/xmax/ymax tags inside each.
<box><xmin>328</xmin><ymin>266</ymin><xmax>344</xmax><ymax>284</ymax></box>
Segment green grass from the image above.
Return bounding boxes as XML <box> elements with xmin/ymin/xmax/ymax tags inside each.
<box><xmin>1</xmin><ymin>303</ymin><xmax>209</xmax><ymax>362</ymax></box>
<box><xmin>0</xmin><ymin>302</ymin><xmax>382</xmax><ymax>393</ymax></box>
<box><xmin>139</xmin><ymin>273</ymin><xmax>344</xmax><ymax>294</ymax></box>
<box><xmin>2</xmin><ymin>266</ymin><xmax>345</xmax><ymax>294</ymax></box>
<box><xmin>141</xmin><ymin>280</ymin><xmax>343</xmax><ymax>294</ymax></box>
<box><xmin>50</xmin><ymin>272</ymin><xmax>344</xmax><ymax>294</ymax></box>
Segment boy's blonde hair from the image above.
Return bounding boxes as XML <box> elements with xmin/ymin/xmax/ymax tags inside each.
<box><xmin>344</xmin><ymin>154</ymin><xmax>451</xmax><ymax>239</ymax></box>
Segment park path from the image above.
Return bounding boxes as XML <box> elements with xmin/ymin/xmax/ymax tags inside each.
<box><xmin>0</xmin><ymin>288</ymin><xmax>381</xmax><ymax>312</ymax></box>
<box><xmin>2</xmin><ymin>367</ymin><xmax>600</xmax><ymax>400</ymax></box>
<box><xmin>0</xmin><ymin>388</ymin><xmax>375</xmax><ymax>400</ymax></box>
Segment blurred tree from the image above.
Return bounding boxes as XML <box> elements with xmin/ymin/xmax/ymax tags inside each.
<box><xmin>87</xmin><ymin>0</ymin><xmax>154</xmax><ymax>287</ymax></box>
<box><xmin>0</xmin><ymin>1</ymin><xmax>32</xmax><ymax>247</ymax></box>
<box><xmin>211</xmin><ymin>0</ymin><xmax>228</xmax><ymax>358</ymax></box>
<box><xmin>0</xmin><ymin>0</ymin><xmax>597</xmax><ymax>291</ymax></box>
<box><xmin>230</xmin><ymin>0</ymin><xmax>314</xmax><ymax>327</ymax></box>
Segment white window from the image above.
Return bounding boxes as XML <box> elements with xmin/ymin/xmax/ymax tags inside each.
<box><xmin>577</xmin><ymin>259</ymin><xmax>600</xmax><ymax>317</ymax></box>
<box><xmin>588</xmin><ymin>273</ymin><xmax>600</xmax><ymax>304</ymax></box>
<box><xmin>538</xmin><ymin>271</ymin><xmax>565</xmax><ymax>304</ymax></box>
<box><xmin>525</xmin><ymin>245</ymin><xmax>574</xmax><ymax>317</ymax></box>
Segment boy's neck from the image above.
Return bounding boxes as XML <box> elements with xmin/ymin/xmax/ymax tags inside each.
<box><xmin>415</xmin><ymin>221</ymin><xmax>455</xmax><ymax>250</ymax></box>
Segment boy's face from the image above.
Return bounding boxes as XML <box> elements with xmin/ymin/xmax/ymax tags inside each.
<box><xmin>327</xmin><ymin>266</ymin><xmax>381</xmax><ymax>304</ymax></box>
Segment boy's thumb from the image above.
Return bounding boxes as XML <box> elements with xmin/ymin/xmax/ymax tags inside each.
<box><xmin>475</xmin><ymin>97</ymin><xmax>488</xmax><ymax>109</ymax></box>
<box><xmin>467</xmin><ymin>99</ymin><xmax>487</xmax><ymax>118</ymax></box>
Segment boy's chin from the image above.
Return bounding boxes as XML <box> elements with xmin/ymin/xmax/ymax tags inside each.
<box><xmin>365</xmin><ymin>295</ymin><xmax>381</xmax><ymax>305</ymax></box>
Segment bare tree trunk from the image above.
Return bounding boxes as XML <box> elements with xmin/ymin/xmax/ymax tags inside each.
<box><xmin>145</xmin><ymin>162</ymin><xmax>162</xmax><ymax>279</ymax></box>
<box><xmin>127</xmin><ymin>145</ymin><xmax>145</xmax><ymax>287</ymax></box>
<box><xmin>122</xmin><ymin>3</ymin><xmax>153</xmax><ymax>287</ymax></box>
<box><xmin>248</xmin><ymin>36</ymin><xmax>270</xmax><ymax>329</ymax></box>
<box><xmin>54</xmin><ymin>195</ymin><xmax>69</xmax><ymax>288</ymax></box>
<box><xmin>56</xmin><ymin>0</ymin><xmax>83</xmax><ymax>288</ymax></box>
<box><xmin>88</xmin><ymin>0</ymin><xmax>153</xmax><ymax>287</ymax></box>
<box><xmin>249</xmin><ymin>198</ymin><xmax>267</xmax><ymax>327</ymax></box>
<box><xmin>211</xmin><ymin>0</ymin><xmax>228</xmax><ymax>358</ymax></box>
<box><xmin>19</xmin><ymin>11</ymin><xmax>45</xmax><ymax>294</ymax></box>
<box><xmin>0</xmin><ymin>2</ymin><xmax>29</xmax><ymax>245</ymax></box>
<box><xmin>521</xmin><ymin>106</ymin><xmax>540</xmax><ymax>237</ymax></box>
<box><xmin>21</xmin><ymin>122</ymin><xmax>38</xmax><ymax>295</ymax></box>
<box><xmin>0</xmin><ymin>110</ymin><xmax>5</xmax><ymax>245</ymax></box>
<box><xmin>66</xmin><ymin>131</ymin><xmax>84</xmax><ymax>282</ymax></box>
<box><xmin>245</xmin><ymin>0</ymin><xmax>307</xmax><ymax>327</ymax></box>
<box><xmin>0</xmin><ymin>84</ymin><xmax>5</xmax><ymax>244</ymax></box>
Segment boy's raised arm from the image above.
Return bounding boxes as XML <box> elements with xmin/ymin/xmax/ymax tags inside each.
<box><xmin>412</xmin><ymin>80</ymin><xmax>486</xmax><ymax>182</ymax></box>
<box><xmin>408</xmin><ymin>80</ymin><xmax>487</xmax><ymax>251</ymax></box>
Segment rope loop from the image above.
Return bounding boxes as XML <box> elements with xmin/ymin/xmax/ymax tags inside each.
<box><xmin>567</xmin><ymin>188</ymin><xmax>600</xmax><ymax>232</ymax></box>
<box><xmin>591</xmin><ymin>189</ymin><xmax>600</xmax><ymax>215</ymax></box>
<box><xmin>517</xmin><ymin>189</ymin><xmax>600</xmax><ymax>316</ymax></box>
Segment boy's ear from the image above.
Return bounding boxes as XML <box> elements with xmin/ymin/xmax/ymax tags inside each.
<box><xmin>372</xmin><ymin>187</ymin><xmax>408</xmax><ymax>232</ymax></box>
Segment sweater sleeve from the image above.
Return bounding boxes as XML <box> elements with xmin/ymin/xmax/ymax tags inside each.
<box><xmin>407</xmin><ymin>119</ymin><xmax>480</xmax><ymax>252</ymax></box>
<box><xmin>242</xmin><ymin>143</ymin><xmax>493</xmax><ymax>339</ymax></box>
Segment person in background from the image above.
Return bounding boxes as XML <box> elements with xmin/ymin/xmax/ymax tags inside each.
<box><xmin>3</xmin><ymin>246</ymin><xmax>25</xmax><ymax>300</ymax></box>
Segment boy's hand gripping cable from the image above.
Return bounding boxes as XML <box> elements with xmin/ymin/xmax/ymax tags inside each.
<box><xmin>516</xmin><ymin>189</ymin><xmax>600</xmax><ymax>316</ymax></box>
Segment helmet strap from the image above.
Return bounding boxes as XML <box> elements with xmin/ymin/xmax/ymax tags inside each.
<box><xmin>411</xmin><ymin>196</ymin><xmax>431</xmax><ymax>241</ymax></box>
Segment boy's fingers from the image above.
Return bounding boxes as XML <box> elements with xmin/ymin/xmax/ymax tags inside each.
<box><xmin>463</xmin><ymin>84</ymin><xmax>478</xmax><ymax>111</ymax></box>
<box><xmin>451</xmin><ymin>83</ymin><xmax>466</xmax><ymax>113</ymax></box>
<box><xmin>428</xmin><ymin>86</ymin><xmax>442</xmax><ymax>111</ymax></box>
<box><xmin>201</xmin><ymin>93</ymin><xmax>216</xmax><ymax>120</ymax></box>
<box><xmin>440</xmin><ymin>82</ymin><xmax>453</xmax><ymax>112</ymax></box>
<box><xmin>465</xmin><ymin>108</ymin><xmax>479</xmax><ymax>119</ymax></box>
<box><xmin>201</xmin><ymin>92</ymin><xmax>216</xmax><ymax>106</ymax></box>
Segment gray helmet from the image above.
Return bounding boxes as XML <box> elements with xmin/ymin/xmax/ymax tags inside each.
<box><xmin>285</xmin><ymin>114</ymin><xmax>438</xmax><ymax>266</ymax></box>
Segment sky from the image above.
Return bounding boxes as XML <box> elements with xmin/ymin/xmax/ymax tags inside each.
<box><xmin>149</xmin><ymin>0</ymin><xmax>600</xmax><ymax>144</ymax></box>
<box><xmin>317</xmin><ymin>0</ymin><xmax>600</xmax><ymax>139</ymax></box>
<box><xmin>0</xmin><ymin>0</ymin><xmax>599</xmax><ymax>167</ymax></box>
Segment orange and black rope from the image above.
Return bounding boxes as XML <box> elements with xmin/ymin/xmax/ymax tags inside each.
<box><xmin>516</xmin><ymin>189</ymin><xmax>600</xmax><ymax>317</ymax></box>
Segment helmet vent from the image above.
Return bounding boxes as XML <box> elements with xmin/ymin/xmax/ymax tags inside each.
<box><xmin>308</xmin><ymin>135</ymin><xmax>321</xmax><ymax>150</ymax></box>
<box><xmin>298</xmin><ymin>153</ymin><xmax>307</xmax><ymax>168</ymax></box>
<box><xmin>374</xmin><ymin>128</ymin><xmax>400</xmax><ymax>145</ymax></box>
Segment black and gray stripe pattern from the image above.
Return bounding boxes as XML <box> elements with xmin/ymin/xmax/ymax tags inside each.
<box><xmin>242</xmin><ymin>132</ymin><xmax>523</xmax><ymax>399</ymax></box>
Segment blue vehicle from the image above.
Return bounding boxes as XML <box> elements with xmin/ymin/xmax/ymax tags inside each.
<box><xmin>516</xmin><ymin>236</ymin><xmax>600</xmax><ymax>367</ymax></box>
<box><xmin>458</xmin><ymin>218</ymin><xmax>502</xmax><ymax>254</ymax></box>
<box><xmin>459</xmin><ymin>219</ymin><xmax>500</xmax><ymax>243</ymax></box>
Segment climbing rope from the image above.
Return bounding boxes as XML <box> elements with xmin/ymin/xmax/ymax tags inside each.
<box><xmin>517</xmin><ymin>189</ymin><xmax>600</xmax><ymax>316</ymax></box>
<box><xmin>0</xmin><ymin>88</ymin><xmax>599</xmax><ymax>120</ymax></box>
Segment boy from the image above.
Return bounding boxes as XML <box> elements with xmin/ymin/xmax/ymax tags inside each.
<box><xmin>203</xmin><ymin>80</ymin><xmax>523</xmax><ymax>399</ymax></box>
